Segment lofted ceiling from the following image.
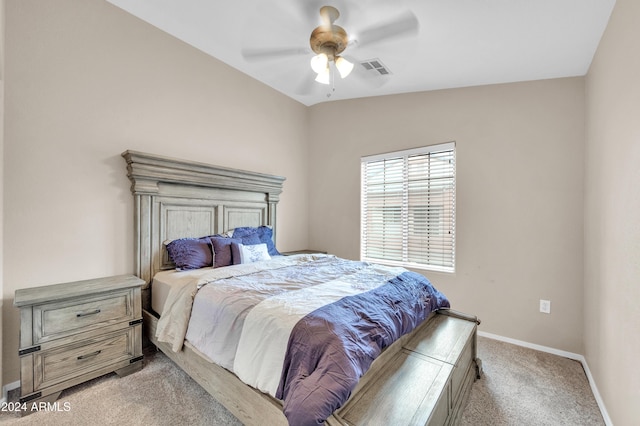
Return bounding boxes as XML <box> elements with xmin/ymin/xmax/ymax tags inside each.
<box><xmin>106</xmin><ymin>0</ymin><xmax>616</xmax><ymax>106</ymax></box>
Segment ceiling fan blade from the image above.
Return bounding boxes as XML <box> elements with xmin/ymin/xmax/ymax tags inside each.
<box><xmin>255</xmin><ymin>0</ymin><xmax>324</xmax><ymax>29</ymax></box>
<box><xmin>241</xmin><ymin>0</ymin><xmax>320</xmax><ymax>63</ymax></box>
<box><xmin>354</xmin><ymin>10</ymin><xmax>420</xmax><ymax>48</ymax></box>
<box><xmin>241</xmin><ymin>46</ymin><xmax>310</xmax><ymax>62</ymax></box>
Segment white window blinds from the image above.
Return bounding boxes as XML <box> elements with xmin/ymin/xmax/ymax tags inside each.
<box><xmin>361</xmin><ymin>142</ymin><xmax>456</xmax><ymax>272</ymax></box>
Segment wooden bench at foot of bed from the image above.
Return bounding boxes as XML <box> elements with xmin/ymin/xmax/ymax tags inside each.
<box><xmin>331</xmin><ymin>310</ymin><xmax>481</xmax><ymax>426</ymax></box>
<box><xmin>144</xmin><ymin>309</ymin><xmax>480</xmax><ymax>426</ymax></box>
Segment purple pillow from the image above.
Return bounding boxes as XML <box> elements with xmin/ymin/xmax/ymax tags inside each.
<box><xmin>210</xmin><ymin>237</ymin><xmax>241</xmax><ymax>268</ymax></box>
<box><xmin>232</xmin><ymin>226</ymin><xmax>280</xmax><ymax>256</ymax></box>
<box><xmin>239</xmin><ymin>232</ymin><xmax>261</xmax><ymax>246</ymax></box>
<box><xmin>210</xmin><ymin>232</ymin><xmax>261</xmax><ymax>267</ymax></box>
<box><xmin>166</xmin><ymin>238</ymin><xmax>212</xmax><ymax>270</ymax></box>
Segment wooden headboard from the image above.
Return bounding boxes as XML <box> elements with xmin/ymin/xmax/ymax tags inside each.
<box><xmin>122</xmin><ymin>150</ymin><xmax>286</xmax><ymax>298</ymax></box>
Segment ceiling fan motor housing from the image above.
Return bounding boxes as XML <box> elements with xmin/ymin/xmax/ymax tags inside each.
<box><xmin>310</xmin><ymin>25</ymin><xmax>349</xmax><ymax>60</ymax></box>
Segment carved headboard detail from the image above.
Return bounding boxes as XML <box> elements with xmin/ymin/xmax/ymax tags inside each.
<box><xmin>122</xmin><ymin>150</ymin><xmax>286</xmax><ymax>298</ymax></box>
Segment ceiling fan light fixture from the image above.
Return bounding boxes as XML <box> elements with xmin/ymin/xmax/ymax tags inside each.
<box><xmin>315</xmin><ymin>66</ymin><xmax>331</xmax><ymax>85</ymax></box>
<box><xmin>310</xmin><ymin>53</ymin><xmax>329</xmax><ymax>74</ymax></box>
<box><xmin>335</xmin><ymin>56</ymin><xmax>354</xmax><ymax>78</ymax></box>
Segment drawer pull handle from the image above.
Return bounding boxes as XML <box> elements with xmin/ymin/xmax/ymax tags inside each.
<box><xmin>77</xmin><ymin>350</ymin><xmax>101</xmax><ymax>360</ymax></box>
<box><xmin>76</xmin><ymin>309</ymin><xmax>101</xmax><ymax>317</ymax></box>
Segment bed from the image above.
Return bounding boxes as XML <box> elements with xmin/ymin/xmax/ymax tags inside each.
<box><xmin>122</xmin><ymin>150</ymin><xmax>481</xmax><ymax>426</ymax></box>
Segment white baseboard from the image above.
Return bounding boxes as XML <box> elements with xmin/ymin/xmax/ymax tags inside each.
<box><xmin>1</xmin><ymin>380</ymin><xmax>20</xmax><ymax>405</ymax></box>
<box><xmin>478</xmin><ymin>331</ymin><xmax>613</xmax><ymax>426</ymax></box>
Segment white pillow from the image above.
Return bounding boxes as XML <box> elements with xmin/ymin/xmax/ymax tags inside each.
<box><xmin>239</xmin><ymin>243</ymin><xmax>271</xmax><ymax>264</ymax></box>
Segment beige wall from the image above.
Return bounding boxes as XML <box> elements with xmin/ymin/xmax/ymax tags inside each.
<box><xmin>309</xmin><ymin>79</ymin><xmax>586</xmax><ymax>354</ymax></box>
<box><xmin>585</xmin><ymin>0</ymin><xmax>640</xmax><ymax>424</ymax></box>
<box><xmin>2</xmin><ymin>0</ymin><xmax>309</xmax><ymax>385</ymax></box>
<box><xmin>0</xmin><ymin>0</ymin><xmax>5</xmax><ymax>396</ymax></box>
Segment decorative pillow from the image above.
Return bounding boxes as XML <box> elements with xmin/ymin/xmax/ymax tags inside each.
<box><xmin>165</xmin><ymin>238</ymin><xmax>212</xmax><ymax>270</ymax></box>
<box><xmin>233</xmin><ymin>243</ymin><xmax>271</xmax><ymax>264</ymax></box>
<box><xmin>232</xmin><ymin>226</ymin><xmax>281</xmax><ymax>256</ymax></box>
<box><xmin>210</xmin><ymin>236</ymin><xmax>241</xmax><ymax>268</ymax></box>
<box><xmin>230</xmin><ymin>241</ymin><xmax>243</xmax><ymax>265</ymax></box>
<box><xmin>238</xmin><ymin>232</ymin><xmax>262</xmax><ymax>246</ymax></box>
<box><xmin>209</xmin><ymin>232</ymin><xmax>260</xmax><ymax>267</ymax></box>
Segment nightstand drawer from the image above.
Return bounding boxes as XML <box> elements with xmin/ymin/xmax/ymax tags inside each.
<box><xmin>33</xmin><ymin>288</ymin><xmax>139</xmax><ymax>344</ymax></box>
<box><xmin>34</xmin><ymin>326</ymin><xmax>139</xmax><ymax>391</ymax></box>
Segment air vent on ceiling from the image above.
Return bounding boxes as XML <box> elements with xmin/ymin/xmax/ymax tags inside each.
<box><xmin>360</xmin><ymin>58</ymin><xmax>392</xmax><ymax>75</ymax></box>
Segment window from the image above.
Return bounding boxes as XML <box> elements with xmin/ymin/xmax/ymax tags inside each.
<box><xmin>360</xmin><ymin>142</ymin><xmax>456</xmax><ymax>273</ymax></box>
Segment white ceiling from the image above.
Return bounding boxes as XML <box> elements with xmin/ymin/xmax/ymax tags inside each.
<box><xmin>106</xmin><ymin>0</ymin><xmax>616</xmax><ymax>106</ymax></box>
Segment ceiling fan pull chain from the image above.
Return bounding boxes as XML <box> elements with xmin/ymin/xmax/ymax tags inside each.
<box><xmin>327</xmin><ymin>66</ymin><xmax>336</xmax><ymax>98</ymax></box>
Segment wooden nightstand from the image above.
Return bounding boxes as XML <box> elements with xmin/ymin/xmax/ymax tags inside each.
<box><xmin>14</xmin><ymin>274</ymin><xmax>144</xmax><ymax>412</ymax></box>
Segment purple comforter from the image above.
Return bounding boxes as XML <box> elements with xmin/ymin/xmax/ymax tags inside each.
<box><xmin>276</xmin><ymin>271</ymin><xmax>450</xmax><ymax>425</ymax></box>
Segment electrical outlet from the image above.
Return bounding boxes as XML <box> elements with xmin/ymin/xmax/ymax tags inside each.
<box><xmin>539</xmin><ymin>299</ymin><xmax>551</xmax><ymax>314</ymax></box>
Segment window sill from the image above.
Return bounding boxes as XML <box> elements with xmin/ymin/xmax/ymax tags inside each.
<box><xmin>361</xmin><ymin>258</ymin><xmax>455</xmax><ymax>274</ymax></box>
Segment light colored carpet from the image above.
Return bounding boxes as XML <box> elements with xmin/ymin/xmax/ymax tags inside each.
<box><xmin>0</xmin><ymin>350</ymin><xmax>241</xmax><ymax>426</ymax></box>
<box><xmin>460</xmin><ymin>337</ymin><xmax>604</xmax><ymax>426</ymax></box>
<box><xmin>1</xmin><ymin>336</ymin><xmax>604</xmax><ymax>425</ymax></box>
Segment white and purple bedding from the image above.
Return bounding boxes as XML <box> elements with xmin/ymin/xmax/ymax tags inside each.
<box><xmin>155</xmin><ymin>254</ymin><xmax>450</xmax><ymax>425</ymax></box>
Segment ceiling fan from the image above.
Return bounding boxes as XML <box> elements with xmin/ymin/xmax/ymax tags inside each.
<box><xmin>309</xmin><ymin>6</ymin><xmax>353</xmax><ymax>84</ymax></box>
<box><xmin>241</xmin><ymin>2</ymin><xmax>420</xmax><ymax>91</ymax></box>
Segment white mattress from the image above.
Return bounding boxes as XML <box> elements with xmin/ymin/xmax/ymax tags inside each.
<box><xmin>152</xmin><ymin>267</ymin><xmax>215</xmax><ymax>314</ymax></box>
